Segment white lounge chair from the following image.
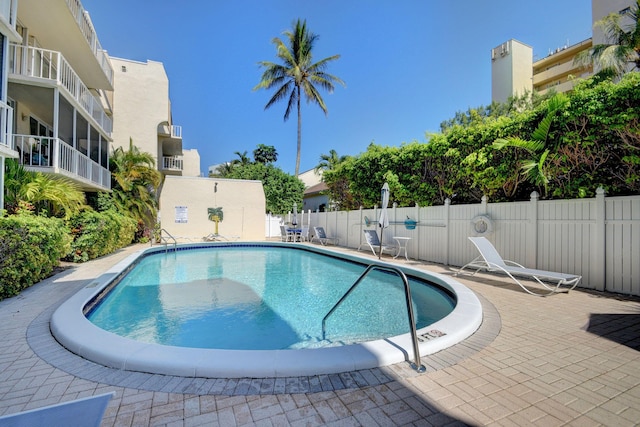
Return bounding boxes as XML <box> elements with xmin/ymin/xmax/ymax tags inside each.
<box><xmin>0</xmin><ymin>391</ymin><xmax>115</xmax><ymax>427</ymax></box>
<box><xmin>456</xmin><ymin>236</ymin><xmax>582</xmax><ymax>296</ymax></box>
<box><xmin>311</xmin><ymin>227</ymin><xmax>338</xmax><ymax>245</ymax></box>
<box><xmin>360</xmin><ymin>229</ymin><xmax>397</xmax><ymax>257</ymax></box>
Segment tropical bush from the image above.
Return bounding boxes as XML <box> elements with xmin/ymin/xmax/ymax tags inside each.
<box><xmin>65</xmin><ymin>209</ymin><xmax>137</xmax><ymax>262</ymax></box>
<box><xmin>323</xmin><ymin>73</ymin><xmax>640</xmax><ymax>207</ymax></box>
<box><xmin>0</xmin><ymin>211</ymin><xmax>71</xmax><ymax>299</ymax></box>
<box><xmin>3</xmin><ymin>159</ymin><xmax>86</xmax><ymax>218</ymax></box>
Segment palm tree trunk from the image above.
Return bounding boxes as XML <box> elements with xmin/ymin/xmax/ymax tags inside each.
<box><xmin>296</xmin><ymin>86</ymin><xmax>301</xmax><ymax>177</ymax></box>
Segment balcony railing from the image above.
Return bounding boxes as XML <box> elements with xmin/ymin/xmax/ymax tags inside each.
<box><xmin>64</xmin><ymin>0</ymin><xmax>113</xmax><ymax>85</ymax></box>
<box><xmin>158</xmin><ymin>123</ymin><xmax>182</xmax><ymax>139</ymax></box>
<box><xmin>14</xmin><ymin>134</ymin><xmax>110</xmax><ymax>190</ymax></box>
<box><xmin>9</xmin><ymin>44</ymin><xmax>112</xmax><ymax>135</ymax></box>
<box><xmin>162</xmin><ymin>155</ymin><xmax>183</xmax><ymax>171</ymax></box>
<box><xmin>0</xmin><ymin>100</ymin><xmax>14</xmax><ymax>150</ymax></box>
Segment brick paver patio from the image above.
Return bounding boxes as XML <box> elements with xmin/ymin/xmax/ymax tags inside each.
<box><xmin>1</xmin><ymin>243</ymin><xmax>639</xmax><ymax>426</ymax></box>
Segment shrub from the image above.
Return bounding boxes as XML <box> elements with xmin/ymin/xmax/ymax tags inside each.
<box><xmin>0</xmin><ymin>212</ymin><xmax>71</xmax><ymax>300</ymax></box>
<box><xmin>66</xmin><ymin>210</ymin><xmax>137</xmax><ymax>262</ymax></box>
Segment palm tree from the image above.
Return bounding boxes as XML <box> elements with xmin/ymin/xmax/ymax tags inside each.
<box><xmin>493</xmin><ymin>93</ymin><xmax>569</xmax><ymax>197</ymax></box>
<box><xmin>3</xmin><ymin>159</ymin><xmax>86</xmax><ymax>218</ymax></box>
<box><xmin>314</xmin><ymin>149</ymin><xmax>348</xmax><ymax>173</ymax></box>
<box><xmin>232</xmin><ymin>151</ymin><xmax>251</xmax><ymax>166</ymax></box>
<box><xmin>109</xmin><ymin>139</ymin><xmax>162</xmax><ymax>228</ymax></box>
<box><xmin>575</xmin><ymin>0</ymin><xmax>640</xmax><ymax>78</ymax></box>
<box><xmin>254</xmin><ymin>19</ymin><xmax>345</xmax><ymax>177</ymax></box>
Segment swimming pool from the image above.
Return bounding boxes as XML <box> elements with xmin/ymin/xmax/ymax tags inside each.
<box><xmin>51</xmin><ymin>242</ymin><xmax>483</xmax><ymax>378</ymax></box>
<box><xmin>86</xmin><ymin>246</ymin><xmax>455</xmax><ymax>350</ymax></box>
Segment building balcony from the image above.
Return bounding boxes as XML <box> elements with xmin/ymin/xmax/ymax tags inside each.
<box><xmin>158</xmin><ymin>123</ymin><xmax>182</xmax><ymax>139</ymax></box>
<box><xmin>161</xmin><ymin>156</ymin><xmax>183</xmax><ymax>175</ymax></box>
<box><xmin>13</xmin><ymin>134</ymin><xmax>110</xmax><ymax>191</ymax></box>
<box><xmin>17</xmin><ymin>0</ymin><xmax>113</xmax><ymax>90</ymax></box>
<box><xmin>0</xmin><ymin>100</ymin><xmax>15</xmax><ymax>158</ymax></box>
<box><xmin>535</xmin><ymin>79</ymin><xmax>578</xmax><ymax>96</ymax></box>
<box><xmin>9</xmin><ymin>44</ymin><xmax>112</xmax><ymax>135</ymax></box>
<box><xmin>158</xmin><ymin>122</ymin><xmax>183</xmax><ymax>163</ymax></box>
<box><xmin>533</xmin><ymin>60</ymin><xmax>587</xmax><ymax>87</ymax></box>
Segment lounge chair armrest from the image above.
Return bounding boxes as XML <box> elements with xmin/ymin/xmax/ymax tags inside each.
<box><xmin>502</xmin><ymin>259</ymin><xmax>526</xmax><ymax>268</ymax></box>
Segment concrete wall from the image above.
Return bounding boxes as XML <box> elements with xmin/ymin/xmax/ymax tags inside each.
<box><xmin>182</xmin><ymin>148</ymin><xmax>201</xmax><ymax>177</ymax></box>
<box><xmin>159</xmin><ymin>176</ymin><xmax>266</xmax><ymax>241</ymax></box>
<box><xmin>110</xmin><ymin>58</ymin><xmax>168</xmax><ymax>164</ymax></box>
<box><xmin>491</xmin><ymin>39</ymin><xmax>533</xmax><ymax>103</ymax></box>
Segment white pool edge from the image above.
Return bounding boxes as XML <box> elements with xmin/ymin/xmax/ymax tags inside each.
<box><xmin>50</xmin><ymin>242</ymin><xmax>483</xmax><ymax>378</ymax></box>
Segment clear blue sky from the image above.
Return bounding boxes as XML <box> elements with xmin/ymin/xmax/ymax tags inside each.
<box><xmin>82</xmin><ymin>0</ymin><xmax>592</xmax><ymax>176</ymax></box>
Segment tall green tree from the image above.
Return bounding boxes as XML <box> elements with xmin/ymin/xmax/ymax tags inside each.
<box><xmin>223</xmin><ymin>162</ymin><xmax>304</xmax><ymax>213</ymax></box>
<box><xmin>253</xmin><ymin>144</ymin><xmax>278</xmax><ymax>164</ymax></box>
<box><xmin>254</xmin><ymin>19</ymin><xmax>345</xmax><ymax>177</ymax></box>
<box><xmin>575</xmin><ymin>0</ymin><xmax>640</xmax><ymax>78</ymax></box>
<box><xmin>109</xmin><ymin>139</ymin><xmax>162</xmax><ymax>228</ymax></box>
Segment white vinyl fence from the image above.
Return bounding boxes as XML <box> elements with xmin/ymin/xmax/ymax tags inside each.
<box><xmin>305</xmin><ymin>189</ymin><xmax>640</xmax><ymax>296</ymax></box>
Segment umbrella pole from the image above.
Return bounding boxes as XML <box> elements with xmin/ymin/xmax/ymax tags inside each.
<box><xmin>378</xmin><ymin>226</ymin><xmax>383</xmax><ymax>259</ymax></box>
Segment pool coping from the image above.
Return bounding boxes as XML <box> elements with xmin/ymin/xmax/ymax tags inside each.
<box><xmin>49</xmin><ymin>242</ymin><xmax>484</xmax><ymax>379</ymax></box>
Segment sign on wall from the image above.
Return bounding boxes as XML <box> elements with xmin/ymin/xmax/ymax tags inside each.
<box><xmin>175</xmin><ymin>206</ymin><xmax>188</xmax><ymax>223</ymax></box>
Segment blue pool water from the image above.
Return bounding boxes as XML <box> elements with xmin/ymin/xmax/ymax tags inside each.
<box><xmin>87</xmin><ymin>246</ymin><xmax>456</xmax><ymax>350</ymax></box>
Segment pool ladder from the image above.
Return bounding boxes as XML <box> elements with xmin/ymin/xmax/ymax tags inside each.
<box><xmin>158</xmin><ymin>228</ymin><xmax>177</xmax><ymax>253</ymax></box>
<box><xmin>322</xmin><ymin>264</ymin><xmax>426</xmax><ymax>373</ymax></box>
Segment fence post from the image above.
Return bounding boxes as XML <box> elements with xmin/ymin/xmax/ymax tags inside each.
<box><xmin>415</xmin><ymin>203</ymin><xmax>420</xmax><ymax>261</ymax></box>
<box><xmin>529</xmin><ymin>191</ymin><xmax>539</xmax><ymax>268</ymax></box>
<box><xmin>444</xmin><ymin>198</ymin><xmax>451</xmax><ymax>265</ymax></box>
<box><xmin>594</xmin><ymin>187</ymin><xmax>606</xmax><ymax>292</ymax></box>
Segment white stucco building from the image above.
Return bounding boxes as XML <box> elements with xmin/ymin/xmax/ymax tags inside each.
<box><xmin>110</xmin><ymin>57</ymin><xmax>200</xmax><ymax>178</ymax></box>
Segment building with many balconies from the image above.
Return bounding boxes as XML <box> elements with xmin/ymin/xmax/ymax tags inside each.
<box><xmin>7</xmin><ymin>0</ymin><xmax>113</xmax><ymax>194</ymax></box>
<box><xmin>0</xmin><ymin>0</ymin><xmax>201</xmax><ymax>211</ymax></box>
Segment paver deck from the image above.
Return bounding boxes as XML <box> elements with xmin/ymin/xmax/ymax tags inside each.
<box><xmin>1</xmin><ymin>243</ymin><xmax>639</xmax><ymax>426</ymax></box>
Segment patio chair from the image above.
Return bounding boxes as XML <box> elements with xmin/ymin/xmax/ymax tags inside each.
<box><xmin>311</xmin><ymin>227</ymin><xmax>339</xmax><ymax>245</ymax></box>
<box><xmin>360</xmin><ymin>229</ymin><xmax>397</xmax><ymax>257</ymax></box>
<box><xmin>298</xmin><ymin>226</ymin><xmax>310</xmax><ymax>242</ymax></box>
<box><xmin>0</xmin><ymin>391</ymin><xmax>115</xmax><ymax>427</ymax></box>
<box><xmin>280</xmin><ymin>225</ymin><xmax>294</xmax><ymax>242</ymax></box>
<box><xmin>456</xmin><ymin>236</ymin><xmax>582</xmax><ymax>296</ymax></box>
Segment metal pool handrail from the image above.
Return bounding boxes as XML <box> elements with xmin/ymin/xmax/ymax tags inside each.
<box><xmin>160</xmin><ymin>228</ymin><xmax>177</xmax><ymax>252</ymax></box>
<box><xmin>321</xmin><ymin>264</ymin><xmax>426</xmax><ymax>373</ymax></box>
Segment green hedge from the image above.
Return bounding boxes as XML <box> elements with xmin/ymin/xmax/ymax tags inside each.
<box><xmin>66</xmin><ymin>210</ymin><xmax>137</xmax><ymax>262</ymax></box>
<box><xmin>0</xmin><ymin>213</ymin><xmax>71</xmax><ymax>299</ymax></box>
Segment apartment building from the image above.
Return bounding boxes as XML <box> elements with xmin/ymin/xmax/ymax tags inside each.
<box><xmin>110</xmin><ymin>57</ymin><xmax>200</xmax><ymax>178</ymax></box>
<box><xmin>491</xmin><ymin>0</ymin><xmax>634</xmax><ymax>103</ymax></box>
<box><xmin>8</xmin><ymin>0</ymin><xmax>113</xmax><ymax>194</ymax></box>
<box><xmin>0</xmin><ymin>0</ymin><xmax>20</xmax><ymax>210</ymax></box>
<box><xmin>0</xmin><ymin>0</ymin><xmax>201</xmax><ymax>211</ymax></box>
